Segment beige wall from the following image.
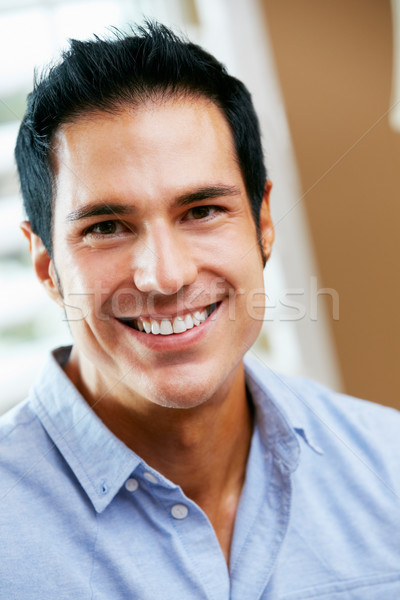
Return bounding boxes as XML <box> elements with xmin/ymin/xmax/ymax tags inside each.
<box><xmin>262</xmin><ymin>0</ymin><xmax>400</xmax><ymax>408</ymax></box>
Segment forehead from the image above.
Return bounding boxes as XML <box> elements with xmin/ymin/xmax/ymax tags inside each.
<box><xmin>49</xmin><ymin>97</ymin><xmax>255</xmax><ymax>244</ymax></box>
<box><xmin>52</xmin><ymin>97</ymin><xmax>243</xmax><ymax>209</ymax></box>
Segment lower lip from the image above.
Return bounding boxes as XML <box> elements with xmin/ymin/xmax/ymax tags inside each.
<box><xmin>117</xmin><ymin>304</ymin><xmax>221</xmax><ymax>352</ymax></box>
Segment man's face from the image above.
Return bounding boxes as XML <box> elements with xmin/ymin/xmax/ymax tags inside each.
<box><xmin>49</xmin><ymin>97</ymin><xmax>272</xmax><ymax>409</ymax></box>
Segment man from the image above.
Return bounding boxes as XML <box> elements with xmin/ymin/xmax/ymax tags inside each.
<box><xmin>1</xmin><ymin>22</ymin><xmax>399</xmax><ymax>599</ymax></box>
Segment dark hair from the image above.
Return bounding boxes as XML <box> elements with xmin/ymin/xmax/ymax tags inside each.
<box><xmin>15</xmin><ymin>22</ymin><xmax>267</xmax><ymax>255</ymax></box>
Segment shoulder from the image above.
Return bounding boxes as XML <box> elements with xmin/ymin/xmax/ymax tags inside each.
<box><xmin>0</xmin><ymin>372</ymin><xmax>71</xmax><ymax>513</ymax></box>
<box><xmin>245</xmin><ymin>355</ymin><xmax>400</xmax><ymax>434</ymax></box>
<box><xmin>284</xmin><ymin>372</ymin><xmax>400</xmax><ymax>448</ymax></box>
<box><xmin>245</xmin><ymin>357</ymin><xmax>400</xmax><ymax>491</ymax></box>
<box><xmin>0</xmin><ymin>395</ymin><xmax>52</xmax><ymax>485</ymax></box>
<box><xmin>0</xmin><ymin>345</ymin><xmax>72</xmax><ymax>465</ymax></box>
<box><xmin>0</xmin><ymin>396</ymin><xmax>41</xmax><ymax>450</ymax></box>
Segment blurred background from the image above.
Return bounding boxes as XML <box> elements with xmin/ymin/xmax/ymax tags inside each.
<box><xmin>0</xmin><ymin>0</ymin><xmax>398</xmax><ymax>413</ymax></box>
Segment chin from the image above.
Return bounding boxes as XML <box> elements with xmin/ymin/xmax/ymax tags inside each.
<box><xmin>151</xmin><ymin>395</ymin><xmax>208</xmax><ymax>410</ymax></box>
<box><xmin>126</xmin><ymin>366</ymin><xmax>221</xmax><ymax>411</ymax></box>
<box><xmin>144</xmin><ymin>379</ymin><xmax>216</xmax><ymax>410</ymax></box>
<box><xmin>135</xmin><ymin>357</ymin><xmax>241</xmax><ymax>411</ymax></box>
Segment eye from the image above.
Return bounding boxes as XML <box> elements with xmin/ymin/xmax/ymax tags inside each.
<box><xmin>185</xmin><ymin>205</ymin><xmax>222</xmax><ymax>221</ymax></box>
<box><xmin>84</xmin><ymin>220</ymin><xmax>127</xmax><ymax>236</ymax></box>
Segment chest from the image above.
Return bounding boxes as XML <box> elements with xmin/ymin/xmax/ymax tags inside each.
<box><xmin>3</xmin><ymin>465</ymin><xmax>400</xmax><ymax>600</ymax></box>
<box><xmin>202</xmin><ymin>491</ymin><xmax>242</xmax><ymax>566</ymax></box>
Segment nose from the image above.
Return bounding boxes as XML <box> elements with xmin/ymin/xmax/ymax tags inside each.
<box><xmin>133</xmin><ymin>222</ymin><xmax>198</xmax><ymax>295</ymax></box>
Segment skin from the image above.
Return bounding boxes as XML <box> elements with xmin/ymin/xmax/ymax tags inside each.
<box><xmin>22</xmin><ymin>96</ymin><xmax>274</xmax><ymax>565</ymax></box>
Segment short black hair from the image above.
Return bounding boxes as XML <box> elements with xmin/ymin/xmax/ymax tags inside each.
<box><xmin>15</xmin><ymin>22</ymin><xmax>267</xmax><ymax>255</ymax></box>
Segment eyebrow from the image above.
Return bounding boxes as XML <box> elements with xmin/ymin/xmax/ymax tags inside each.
<box><xmin>174</xmin><ymin>185</ymin><xmax>241</xmax><ymax>206</ymax></box>
<box><xmin>66</xmin><ymin>203</ymin><xmax>135</xmax><ymax>222</ymax></box>
<box><xmin>65</xmin><ymin>185</ymin><xmax>241</xmax><ymax>223</ymax></box>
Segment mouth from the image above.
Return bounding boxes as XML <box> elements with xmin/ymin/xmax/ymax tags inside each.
<box><xmin>117</xmin><ymin>302</ymin><xmax>219</xmax><ymax>336</ymax></box>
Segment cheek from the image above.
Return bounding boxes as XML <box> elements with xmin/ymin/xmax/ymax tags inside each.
<box><xmin>223</xmin><ymin>258</ymin><xmax>265</xmax><ymax>327</ymax></box>
<box><xmin>57</xmin><ymin>251</ymin><xmax>119</xmax><ymax>322</ymax></box>
<box><xmin>244</xmin><ymin>289</ymin><xmax>267</xmax><ymax>325</ymax></box>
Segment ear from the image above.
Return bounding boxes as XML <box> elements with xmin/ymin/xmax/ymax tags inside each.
<box><xmin>20</xmin><ymin>221</ymin><xmax>64</xmax><ymax>308</ymax></box>
<box><xmin>259</xmin><ymin>180</ymin><xmax>274</xmax><ymax>261</ymax></box>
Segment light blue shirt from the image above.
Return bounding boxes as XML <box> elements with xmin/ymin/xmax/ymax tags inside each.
<box><xmin>1</xmin><ymin>346</ymin><xmax>400</xmax><ymax>599</ymax></box>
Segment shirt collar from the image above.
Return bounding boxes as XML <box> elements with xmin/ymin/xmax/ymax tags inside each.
<box><xmin>30</xmin><ymin>346</ymin><xmax>141</xmax><ymax>513</ymax></box>
<box><xmin>30</xmin><ymin>347</ymin><xmax>322</xmax><ymax>512</ymax></box>
<box><xmin>244</xmin><ymin>356</ymin><xmax>324</xmax><ymax>468</ymax></box>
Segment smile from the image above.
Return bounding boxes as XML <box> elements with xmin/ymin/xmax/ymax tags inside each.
<box><xmin>117</xmin><ymin>303</ymin><xmax>218</xmax><ymax>336</ymax></box>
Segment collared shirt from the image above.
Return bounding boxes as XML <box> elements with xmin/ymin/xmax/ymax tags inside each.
<box><xmin>0</xmin><ymin>346</ymin><xmax>400</xmax><ymax>599</ymax></box>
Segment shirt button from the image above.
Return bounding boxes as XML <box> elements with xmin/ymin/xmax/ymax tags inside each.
<box><xmin>125</xmin><ymin>478</ymin><xmax>139</xmax><ymax>492</ymax></box>
<box><xmin>171</xmin><ymin>504</ymin><xmax>189</xmax><ymax>519</ymax></box>
<box><xmin>143</xmin><ymin>472</ymin><xmax>158</xmax><ymax>484</ymax></box>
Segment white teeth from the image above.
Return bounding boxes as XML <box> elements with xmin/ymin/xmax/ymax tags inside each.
<box><xmin>151</xmin><ymin>320</ymin><xmax>160</xmax><ymax>335</ymax></box>
<box><xmin>135</xmin><ymin>305</ymin><xmax>215</xmax><ymax>335</ymax></box>
<box><xmin>160</xmin><ymin>319</ymin><xmax>173</xmax><ymax>335</ymax></box>
<box><xmin>184</xmin><ymin>314</ymin><xmax>194</xmax><ymax>329</ymax></box>
<box><xmin>173</xmin><ymin>316</ymin><xmax>187</xmax><ymax>334</ymax></box>
<box><xmin>193</xmin><ymin>311</ymin><xmax>202</xmax><ymax>326</ymax></box>
<box><xmin>193</xmin><ymin>310</ymin><xmax>207</xmax><ymax>326</ymax></box>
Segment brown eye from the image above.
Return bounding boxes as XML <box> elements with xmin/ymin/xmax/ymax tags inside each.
<box><xmin>82</xmin><ymin>219</ymin><xmax>135</xmax><ymax>246</ymax></box>
<box><xmin>91</xmin><ymin>221</ymin><xmax>118</xmax><ymax>234</ymax></box>
<box><xmin>187</xmin><ymin>206</ymin><xmax>220</xmax><ymax>221</ymax></box>
<box><xmin>191</xmin><ymin>206</ymin><xmax>212</xmax><ymax>219</ymax></box>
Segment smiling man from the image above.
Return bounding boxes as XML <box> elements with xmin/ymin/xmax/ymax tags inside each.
<box><xmin>1</xmin><ymin>22</ymin><xmax>400</xmax><ymax>600</ymax></box>
<box><xmin>49</xmin><ymin>97</ymin><xmax>269</xmax><ymax>415</ymax></box>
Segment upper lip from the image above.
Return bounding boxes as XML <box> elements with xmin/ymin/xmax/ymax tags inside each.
<box><xmin>115</xmin><ymin>302</ymin><xmax>219</xmax><ymax>321</ymax></box>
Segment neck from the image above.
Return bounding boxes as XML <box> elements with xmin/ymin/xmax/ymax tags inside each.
<box><xmin>68</xmin><ymin>356</ymin><xmax>251</xmax><ymax>495</ymax></box>
<box><xmin>65</xmin><ymin>352</ymin><xmax>253</xmax><ymax>563</ymax></box>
